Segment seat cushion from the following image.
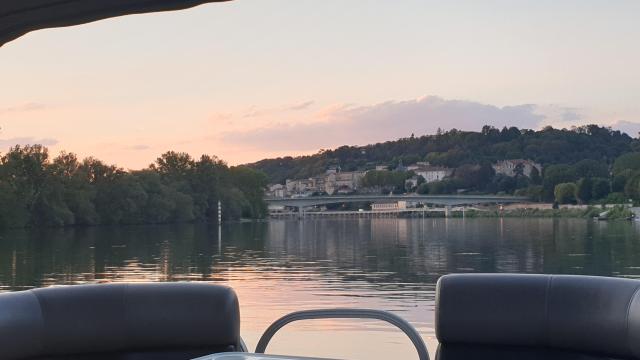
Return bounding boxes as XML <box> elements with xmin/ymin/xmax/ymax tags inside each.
<box><xmin>0</xmin><ymin>283</ymin><xmax>240</xmax><ymax>360</ymax></box>
<box><xmin>30</xmin><ymin>345</ymin><xmax>236</xmax><ymax>360</ymax></box>
<box><xmin>435</xmin><ymin>343</ymin><xmax>623</xmax><ymax>360</ymax></box>
<box><xmin>435</xmin><ymin>274</ymin><xmax>640</xmax><ymax>360</ymax></box>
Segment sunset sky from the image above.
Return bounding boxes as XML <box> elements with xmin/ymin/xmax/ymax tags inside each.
<box><xmin>1</xmin><ymin>0</ymin><xmax>639</xmax><ymax>169</ymax></box>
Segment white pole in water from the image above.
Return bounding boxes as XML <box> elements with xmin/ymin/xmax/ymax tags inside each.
<box><xmin>218</xmin><ymin>200</ymin><xmax>222</xmax><ymax>225</ymax></box>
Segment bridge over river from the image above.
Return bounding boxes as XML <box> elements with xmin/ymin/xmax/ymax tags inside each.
<box><xmin>265</xmin><ymin>194</ymin><xmax>528</xmax><ymax>212</ymax></box>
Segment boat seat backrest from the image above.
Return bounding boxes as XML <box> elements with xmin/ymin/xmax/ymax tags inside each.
<box><xmin>0</xmin><ymin>283</ymin><xmax>240</xmax><ymax>360</ymax></box>
<box><xmin>435</xmin><ymin>274</ymin><xmax>640</xmax><ymax>360</ymax></box>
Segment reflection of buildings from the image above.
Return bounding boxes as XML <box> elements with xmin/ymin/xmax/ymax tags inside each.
<box><xmin>3</xmin><ymin>219</ymin><xmax>639</xmax><ymax>304</ymax></box>
<box><xmin>1</xmin><ymin>218</ymin><xmax>637</xmax><ymax>353</ymax></box>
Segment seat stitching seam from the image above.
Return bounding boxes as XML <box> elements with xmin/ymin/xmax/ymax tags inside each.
<box><xmin>31</xmin><ymin>290</ymin><xmax>47</xmax><ymax>356</ymax></box>
<box><xmin>122</xmin><ymin>283</ymin><xmax>130</xmax><ymax>350</ymax></box>
<box><xmin>543</xmin><ymin>275</ymin><xmax>553</xmax><ymax>347</ymax></box>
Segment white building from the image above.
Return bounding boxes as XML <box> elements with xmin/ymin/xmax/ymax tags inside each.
<box><xmin>372</xmin><ymin>201</ymin><xmax>407</xmax><ymax>211</ymax></box>
<box><xmin>266</xmin><ymin>184</ymin><xmax>286</xmax><ymax>198</ymax></box>
<box><xmin>413</xmin><ymin>165</ymin><xmax>453</xmax><ymax>183</ymax></box>
<box><xmin>407</xmin><ymin>161</ymin><xmax>431</xmax><ymax>171</ymax></box>
<box><xmin>311</xmin><ymin>175</ymin><xmax>326</xmax><ymax>194</ymax></box>
<box><xmin>325</xmin><ymin>171</ymin><xmax>366</xmax><ymax>195</ymax></box>
<box><xmin>285</xmin><ymin>178</ymin><xmax>314</xmax><ymax>195</ymax></box>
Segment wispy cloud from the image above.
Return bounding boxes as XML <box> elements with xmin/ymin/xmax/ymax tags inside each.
<box><xmin>241</xmin><ymin>101</ymin><xmax>315</xmax><ymax>118</ymax></box>
<box><xmin>0</xmin><ymin>102</ymin><xmax>48</xmax><ymax>115</ymax></box>
<box><xmin>127</xmin><ymin>144</ymin><xmax>151</xmax><ymax>151</ymax></box>
<box><xmin>219</xmin><ymin>96</ymin><xmax>546</xmax><ymax>152</ymax></box>
<box><xmin>562</xmin><ymin>111</ymin><xmax>582</xmax><ymax>122</ymax></box>
<box><xmin>0</xmin><ymin>137</ymin><xmax>58</xmax><ymax>148</ymax></box>
<box><xmin>287</xmin><ymin>101</ymin><xmax>314</xmax><ymax>111</ymax></box>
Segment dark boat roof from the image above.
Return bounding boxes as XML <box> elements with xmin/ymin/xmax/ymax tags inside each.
<box><xmin>0</xmin><ymin>0</ymin><xmax>231</xmax><ymax>47</ymax></box>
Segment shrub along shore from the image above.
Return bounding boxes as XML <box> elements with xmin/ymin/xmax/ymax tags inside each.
<box><xmin>453</xmin><ymin>206</ymin><xmax>634</xmax><ymax>220</ymax></box>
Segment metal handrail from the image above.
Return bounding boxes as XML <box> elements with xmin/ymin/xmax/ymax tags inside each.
<box><xmin>255</xmin><ymin>308</ymin><xmax>430</xmax><ymax>360</ymax></box>
<box><xmin>238</xmin><ymin>337</ymin><xmax>248</xmax><ymax>352</ymax></box>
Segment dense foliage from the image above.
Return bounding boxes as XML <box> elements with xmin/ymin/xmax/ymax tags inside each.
<box><xmin>360</xmin><ymin>170</ymin><xmax>416</xmax><ymax>194</ymax></box>
<box><xmin>249</xmin><ymin>125</ymin><xmax>640</xmax><ymax>203</ymax></box>
<box><xmin>250</xmin><ymin>125</ymin><xmax>636</xmax><ymax>183</ymax></box>
<box><xmin>0</xmin><ymin>146</ymin><xmax>268</xmax><ymax>228</ymax></box>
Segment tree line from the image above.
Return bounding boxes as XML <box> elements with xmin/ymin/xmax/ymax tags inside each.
<box><xmin>0</xmin><ymin>145</ymin><xmax>268</xmax><ymax>229</ymax></box>
<box><xmin>250</xmin><ymin>125</ymin><xmax>640</xmax><ymax>204</ymax></box>
<box><xmin>250</xmin><ymin>125</ymin><xmax>636</xmax><ymax>183</ymax></box>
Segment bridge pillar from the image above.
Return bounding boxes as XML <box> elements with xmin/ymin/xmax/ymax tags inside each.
<box><xmin>445</xmin><ymin>205</ymin><xmax>452</xmax><ymax>218</ymax></box>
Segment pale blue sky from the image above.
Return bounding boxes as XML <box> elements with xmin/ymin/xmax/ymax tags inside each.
<box><xmin>0</xmin><ymin>0</ymin><xmax>639</xmax><ymax>167</ymax></box>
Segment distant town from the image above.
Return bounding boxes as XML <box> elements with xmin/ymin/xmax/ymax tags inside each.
<box><xmin>252</xmin><ymin>125</ymin><xmax>640</xmax><ymax>219</ymax></box>
<box><xmin>266</xmin><ymin>159</ymin><xmax>541</xmax><ymax>198</ymax></box>
<box><xmin>265</xmin><ymin>159</ymin><xmax>543</xmax><ymax>216</ymax></box>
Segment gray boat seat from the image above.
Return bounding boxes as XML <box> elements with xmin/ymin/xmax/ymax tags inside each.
<box><xmin>0</xmin><ymin>283</ymin><xmax>241</xmax><ymax>360</ymax></box>
<box><xmin>435</xmin><ymin>274</ymin><xmax>640</xmax><ymax>360</ymax></box>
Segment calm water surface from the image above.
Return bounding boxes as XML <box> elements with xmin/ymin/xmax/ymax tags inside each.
<box><xmin>2</xmin><ymin>218</ymin><xmax>640</xmax><ymax>359</ymax></box>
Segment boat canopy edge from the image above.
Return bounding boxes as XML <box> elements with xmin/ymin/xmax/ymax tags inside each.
<box><xmin>0</xmin><ymin>0</ymin><xmax>232</xmax><ymax>47</ymax></box>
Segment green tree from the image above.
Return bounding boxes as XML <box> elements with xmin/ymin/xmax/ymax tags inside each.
<box><xmin>529</xmin><ymin>167</ymin><xmax>542</xmax><ymax>185</ymax></box>
<box><xmin>515</xmin><ymin>185</ymin><xmax>543</xmax><ymax>202</ymax></box>
<box><xmin>1</xmin><ymin>145</ymin><xmax>50</xmax><ymax>220</ymax></box>
<box><xmin>416</xmin><ymin>182</ymin><xmax>429</xmax><ymax>194</ymax></box>
<box><xmin>574</xmin><ymin>159</ymin><xmax>609</xmax><ymax>178</ymax></box>
<box><xmin>228</xmin><ymin>166</ymin><xmax>269</xmax><ymax>218</ymax></box>
<box><xmin>543</xmin><ymin>165</ymin><xmax>577</xmax><ymax>201</ymax></box>
<box><xmin>591</xmin><ymin>178</ymin><xmax>611</xmax><ymax>201</ymax></box>
<box><xmin>575</xmin><ymin>178</ymin><xmax>593</xmax><ymax>204</ymax></box>
<box><xmin>613</xmin><ymin>153</ymin><xmax>640</xmax><ymax>174</ymax></box>
<box><xmin>454</xmin><ymin>163</ymin><xmax>495</xmax><ymax>190</ymax></box>
<box><xmin>155</xmin><ymin>151</ymin><xmax>194</xmax><ymax>178</ymax></box>
<box><xmin>0</xmin><ymin>180</ymin><xmax>29</xmax><ymax>227</ymax></box>
<box><xmin>51</xmin><ymin>152</ymin><xmax>98</xmax><ymax>225</ymax></box>
<box><xmin>554</xmin><ymin>182</ymin><xmax>577</xmax><ymax>204</ymax></box>
<box><xmin>612</xmin><ymin>169</ymin><xmax>631</xmax><ymax>193</ymax></box>
<box><xmin>624</xmin><ymin>172</ymin><xmax>640</xmax><ymax>201</ymax></box>
<box><xmin>361</xmin><ymin>170</ymin><xmax>412</xmax><ymax>193</ymax></box>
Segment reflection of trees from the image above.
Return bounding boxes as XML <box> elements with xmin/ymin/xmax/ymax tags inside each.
<box><xmin>3</xmin><ymin>218</ymin><xmax>640</xmax><ymax>292</ymax></box>
<box><xmin>261</xmin><ymin>218</ymin><xmax>640</xmax><ymax>283</ymax></box>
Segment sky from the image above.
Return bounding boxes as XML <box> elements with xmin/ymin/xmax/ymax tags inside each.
<box><xmin>1</xmin><ymin>0</ymin><xmax>639</xmax><ymax>169</ymax></box>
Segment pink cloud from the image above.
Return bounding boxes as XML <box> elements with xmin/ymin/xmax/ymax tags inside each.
<box><xmin>219</xmin><ymin>96</ymin><xmax>545</xmax><ymax>152</ymax></box>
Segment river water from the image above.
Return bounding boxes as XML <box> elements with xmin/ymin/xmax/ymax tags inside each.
<box><xmin>2</xmin><ymin>218</ymin><xmax>640</xmax><ymax>359</ymax></box>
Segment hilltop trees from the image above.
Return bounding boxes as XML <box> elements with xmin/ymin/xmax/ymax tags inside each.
<box><xmin>360</xmin><ymin>170</ymin><xmax>413</xmax><ymax>193</ymax></box>
<box><xmin>0</xmin><ymin>146</ymin><xmax>268</xmax><ymax>229</ymax></box>
<box><xmin>453</xmin><ymin>163</ymin><xmax>495</xmax><ymax>190</ymax></box>
<box><xmin>250</xmin><ymin>125</ymin><xmax>635</xmax><ymax>184</ymax></box>
<box><xmin>249</xmin><ymin>124</ymin><xmax>638</xmax><ymax>202</ymax></box>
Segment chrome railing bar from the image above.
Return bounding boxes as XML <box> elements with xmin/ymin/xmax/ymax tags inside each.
<box><xmin>255</xmin><ymin>308</ymin><xmax>429</xmax><ymax>360</ymax></box>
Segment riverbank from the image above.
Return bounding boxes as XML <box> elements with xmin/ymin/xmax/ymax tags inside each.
<box><xmin>464</xmin><ymin>205</ymin><xmax>634</xmax><ymax>220</ymax></box>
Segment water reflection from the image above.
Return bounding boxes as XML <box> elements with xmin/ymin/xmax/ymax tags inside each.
<box><xmin>2</xmin><ymin>218</ymin><xmax>640</xmax><ymax>358</ymax></box>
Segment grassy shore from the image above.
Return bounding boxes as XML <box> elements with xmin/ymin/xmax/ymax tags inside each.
<box><xmin>459</xmin><ymin>205</ymin><xmax>633</xmax><ymax>220</ymax></box>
